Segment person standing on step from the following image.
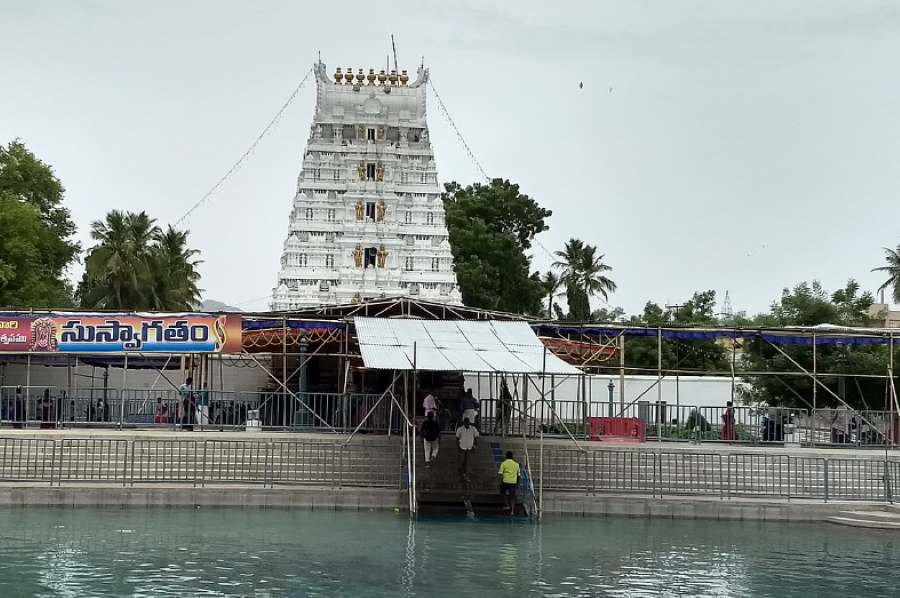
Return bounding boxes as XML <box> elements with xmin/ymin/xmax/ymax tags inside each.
<box><xmin>421</xmin><ymin>412</ymin><xmax>441</xmax><ymax>466</ymax></box>
<box><xmin>460</xmin><ymin>389</ymin><xmax>479</xmax><ymax>428</ymax></box>
<box><xmin>455</xmin><ymin>417</ymin><xmax>479</xmax><ymax>475</ymax></box>
<box><xmin>423</xmin><ymin>391</ymin><xmax>439</xmax><ymax>419</ymax></box>
<box><xmin>498</xmin><ymin>450</ymin><xmax>521</xmax><ymax>516</ymax></box>
<box><xmin>494</xmin><ymin>379</ymin><xmax>513</xmax><ymax>436</ymax></box>
<box><xmin>178</xmin><ymin>376</ymin><xmax>195</xmax><ymax>432</ymax></box>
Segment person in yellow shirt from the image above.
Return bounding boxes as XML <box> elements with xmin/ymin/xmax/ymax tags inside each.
<box><xmin>497</xmin><ymin>451</ymin><xmax>521</xmax><ymax>515</ymax></box>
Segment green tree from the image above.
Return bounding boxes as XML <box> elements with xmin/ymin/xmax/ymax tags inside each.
<box><xmin>443</xmin><ymin>179</ymin><xmax>550</xmax><ymax>314</ymax></box>
<box><xmin>151</xmin><ymin>226</ymin><xmax>203</xmax><ymax>310</ymax></box>
<box><xmin>540</xmin><ymin>271</ymin><xmax>563</xmax><ymax>319</ymax></box>
<box><xmin>623</xmin><ymin>291</ymin><xmax>728</xmax><ymax>374</ymax></box>
<box><xmin>0</xmin><ymin>140</ymin><xmax>79</xmax><ymax>307</ymax></box>
<box><xmin>553</xmin><ymin>238</ymin><xmax>617</xmax><ymax>321</ymax></box>
<box><xmin>739</xmin><ymin>280</ymin><xmax>885</xmax><ymax>410</ymax></box>
<box><xmin>79</xmin><ymin>211</ymin><xmax>202</xmax><ymax>310</ymax></box>
<box><xmin>872</xmin><ymin>244</ymin><xmax>900</xmax><ymax>304</ymax></box>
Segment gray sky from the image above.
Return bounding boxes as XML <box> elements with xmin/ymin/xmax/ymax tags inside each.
<box><xmin>2</xmin><ymin>0</ymin><xmax>899</xmax><ymax>315</ymax></box>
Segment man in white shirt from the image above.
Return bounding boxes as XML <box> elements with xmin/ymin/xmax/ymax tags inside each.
<box><xmin>423</xmin><ymin>392</ymin><xmax>439</xmax><ymax>418</ymax></box>
<box><xmin>455</xmin><ymin>417</ymin><xmax>479</xmax><ymax>475</ymax></box>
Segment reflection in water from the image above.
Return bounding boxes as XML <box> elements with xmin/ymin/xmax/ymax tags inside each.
<box><xmin>0</xmin><ymin>507</ymin><xmax>895</xmax><ymax>597</ymax></box>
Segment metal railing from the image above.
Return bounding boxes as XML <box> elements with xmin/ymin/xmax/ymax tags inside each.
<box><xmin>0</xmin><ymin>437</ymin><xmax>402</xmax><ymax>489</ymax></box>
<box><xmin>537</xmin><ymin>447</ymin><xmax>898</xmax><ymax>502</ymax></box>
<box><xmin>0</xmin><ymin>386</ymin><xmax>389</xmax><ymax>433</ymax></box>
<box><xmin>481</xmin><ymin>397</ymin><xmax>900</xmax><ymax>448</ymax></box>
<box><xmin>3</xmin><ymin>385</ymin><xmax>899</xmax><ymax>449</ymax></box>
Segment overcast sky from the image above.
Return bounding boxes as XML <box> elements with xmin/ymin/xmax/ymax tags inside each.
<box><xmin>2</xmin><ymin>1</ymin><xmax>899</xmax><ymax>315</ymax></box>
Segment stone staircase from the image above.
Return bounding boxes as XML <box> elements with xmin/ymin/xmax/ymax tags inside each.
<box><xmin>415</xmin><ymin>433</ymin><xmax>528</xmax><ymax>516</ymax></box>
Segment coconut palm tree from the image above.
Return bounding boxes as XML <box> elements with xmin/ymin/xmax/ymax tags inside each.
<box><xmin>541</xmin><ymin>271</ymin><xmax>564</xmax><ymax>319</ymax></box>
<box><xmin>552</xmin><ymin>238</ymin><xmax>585</xmax><ymax>288</ymax></box>
<box><xmin>79</xmin><ymin>212</ymin><xmax>202</xmax><ymax>311</ymax></box>
<box><xmin>872</xmin><ymin>244</ymin><xmax>900</xmax><ymax>303</ymax></box>
<box><xmin>80</xmin><ymin>210</ymin><xmax>160</xmax><ymax>309</ymax></box>
<box><xmin>553</xmin><ymin>237</ymin><xmax>617</xmax><ymax>304</ymax></box>
<box><xmin>151</xmin><ymin>226</ymin><xmax>202</xmax><ymax>311</ymax></box>
<box><xmin>577</xmin><ymin>244</ymin><xmax>617</xmax><ymax>302</ymax></box>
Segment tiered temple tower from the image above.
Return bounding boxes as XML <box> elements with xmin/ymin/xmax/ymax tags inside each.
<box><xmin>271</xmin><ymin>61</ymin><xmax>461</xmax><ymax>310</ymax></box>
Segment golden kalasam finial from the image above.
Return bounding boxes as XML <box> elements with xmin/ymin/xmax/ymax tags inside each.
<box><xmin>344</xmin><ymin>68</ymin><xmax>354</xmax><ymax>83</ymax></box>
<box><xmin>334</xmin><ymin>67</ymin><xmax>343</xmax><ymax>84</ymax></box>
<box><xmin>378</xmin><ymin>69</ymin><xmax>387</xmax><ymax>85</ymax></box>
<box><xmin>356</xmin><ymin>68</ymin><xmax>365</xmax><ymax>83</ymax></box>
<box><xmin>367</xmin><ymin>68</ymin><xmax>376</xmax><ymax>85</ymax></box>
<box><xmin>389</xmin><ymin>70</ymin><xmax>398</xmax><ymax>84</ymax></box>
<box><xmin>399</xmin><ymin>70</ymin><xmax>409</xmax><ymax>85</ymax></box>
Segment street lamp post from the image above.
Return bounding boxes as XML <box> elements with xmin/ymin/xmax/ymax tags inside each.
<box><xmin>607</xmin><ymin>380</ymin><xmax>615</xmax><ymax>418</ymax></box>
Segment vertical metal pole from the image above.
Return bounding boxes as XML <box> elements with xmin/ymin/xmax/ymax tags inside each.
<box><xmin>890</xmin><ymin>332</ymin><xmax>895</xmax><ymax>448</ymax></box>
<box><xmin>675</xmin><ymin>372</ymin><xmax>681</xmax><ymax>433</ymax></box>
<box><xmin>581</xmin><ymin>374</ymin><xmax>588</xmax><ymax>440</ymax></box>
<box><xmin>282</xmin><ymin>316</ymin><xmax>287</xmax><ymax>428</ymax></box>
<box><xmin>812</xmin><ymin>334</ymin><xmax>817</xmax><ymax>445</ymax></box>
<box><xmin>618</xmin><ymin>334</ymin><xmax>625</xmax><ymax>415</ymax></box>
<box><xmin>411</xmin><ymin>346</ymin><xmax>418</xmax><ymax>515</ymax></box>
<box><xmin>657</xmin><ymin>327</ymin><xmax>662</xmax><ymax>443</ymax></box>
<box><xmin>730</xmin><ymin>334</ymin><xmax>737</xmax><ymax>404</ymax></box>
<box><xmin>119</xmin><ymin>354</ymin><xmax>128</xmax><ymax>429</ymax></box>
<box><xmin>25</xmin><ymin>353</ymin><xmax>31</xmax><ymax>427</ymax></box>
<box><xmin>539</xmin><ymin>347</ymin><xmax>547</xmax><ymax>521</ymax></box>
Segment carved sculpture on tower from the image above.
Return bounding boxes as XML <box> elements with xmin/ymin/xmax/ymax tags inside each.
<box><xmin>271</xmin><ymin>60</ymin><xmax>461</xmax><ymax>309</ymax></box>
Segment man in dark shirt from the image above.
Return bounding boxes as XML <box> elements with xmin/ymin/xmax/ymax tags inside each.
<box><xmin>421</xmin><ymin>412</ymin><xmax>441</xmax><ymax>465</ymax></box>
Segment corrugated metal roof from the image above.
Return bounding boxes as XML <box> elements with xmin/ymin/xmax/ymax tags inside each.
<box><xmin>354</xmin><ymin>317</ymin><xmax>580</xmax><ymax>374</ymax></box>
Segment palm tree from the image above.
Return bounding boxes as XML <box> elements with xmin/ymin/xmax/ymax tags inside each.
<box><xmin>553</xmin><ymin>237</ymin><xmax>617</xmax><ymax>303</ymax></box>
<box><xmin>577</xmin><ymin>244</ymin><xmax>617</xmax><ymax>302</ymax></box>
<box><xmin>872</xmin><ymin>244</ymin><xmax>900</xmax><ymax>303</ymax></box>
<box><xmin>80</xmin><ymin>211</ymin><xmax>160</xmax><ymax>309</ymax></box>
<box><xmin>151</xmin><ymin>226</ymin><xmax>202</xmax><ymax>310</ymax></box>
<box><xmin>541</xmin><ymin>271</ymin><xmax>563</xmax><ymax>319</ymax></box>
<box><xmin>79</xmin><ymin>212</ymin><xmax>202</xmax><ymax>311</ymax></box>
<box><xmin>552</xmin><ymin>238</ymin><xmax>585</xmax><ymax>289</ymax></box>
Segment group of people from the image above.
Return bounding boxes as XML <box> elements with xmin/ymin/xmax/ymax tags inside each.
<box><xmin>419</xmin><ymin>386</ymin><xmax>522</xmax><ymax>515</ymax></box>
<box><xmin>421</xmin><ymin>380</ymin><xmax>516</xmax><ymax>435</ymax></box>
<box><xmin>1</xmin><ymin>387</ymin><xmax>60</xmax><ymax>428</ymax></box>
<box><xmin>152</xmin><ymin>377</ymin><xmax>210</xmax><ymax>430</ymax></box>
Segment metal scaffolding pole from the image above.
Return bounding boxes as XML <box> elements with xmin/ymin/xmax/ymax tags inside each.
<box><xmin>891</xmin><ymin>332</ymin><xmax>896</xmax><ymax>447</ymax></box>
<box><xmin>119</xmin><ymin>354</ymin><xmax>128</xmax><ymax>429</ymax></box>
<box><xmin>657</xmin><ymin>327</ymin><xmax>662</xmax><ymax>442</ymax></box>
<box><xmin>619</xmin><ymin>334</ymin><xmax>626</xmax><ymax>413</ymax></box>
<box><xmin>25</xmin><ymin>353</ymin><xmax>31</xmax><ymax>428</ymax></box>
<box><xmin>812</xmin><ymin>334</ymin><xmax>817</xmax><ymax>443</ymax></box>
<box><xmin>411</xmin><ymin>343</ymin><xmax>418</xmax><ymax>516</ymax></box>
<box><xmin>282</xmin><ymin>316</ymin><xmax>288</xmax><ymax>427</ymax></box>
<box><xmin>539</xmin><ymin>346</ymin><xmax>547</xmax><ymax>521</ymax></box>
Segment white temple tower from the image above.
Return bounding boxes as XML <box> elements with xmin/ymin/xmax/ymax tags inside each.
<box><xmin>271</xmin><ymin>61</ymin><xmax>461</xmax><ymax>310</ymax></box>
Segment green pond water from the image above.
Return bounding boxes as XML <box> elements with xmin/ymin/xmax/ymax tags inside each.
<box><xmin>0</xmin><ymin>507</ymin><xmax>894</xmax><ymax>597</ymax></box>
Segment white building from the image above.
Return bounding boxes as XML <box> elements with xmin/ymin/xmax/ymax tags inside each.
<box><xmin>271</xmin><ymin>61</ymin><xmax>461</xmax><ymax>310</ymax></box>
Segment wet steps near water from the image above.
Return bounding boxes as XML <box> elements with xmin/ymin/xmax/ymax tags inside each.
<box><xmin>827</xmin><ymin>508</ymin><xmax>900</xmax><ymax>529</ymax></box>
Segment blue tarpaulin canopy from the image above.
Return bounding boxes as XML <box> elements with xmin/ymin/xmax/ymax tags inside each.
<box><xmin>532</xmin><ymin>324</ymin><xmax>896</xmax><ymax>346</ymax></box>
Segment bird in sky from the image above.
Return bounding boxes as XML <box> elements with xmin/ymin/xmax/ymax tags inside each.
<box><xmin>579</xmin><ymin>82</ymin><xmax>583</xmax><ymax>89</ymax></box>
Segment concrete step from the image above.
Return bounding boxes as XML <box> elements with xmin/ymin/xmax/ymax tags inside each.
<box><xmin>827</xmin><ymin>515</ymin><xmax>900</xmax><ymax>529</ymax></box>
<box><xmin>838</xmin><ymin>509</ymin><xmax>900</xmax><ymax>520</ymax></box>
